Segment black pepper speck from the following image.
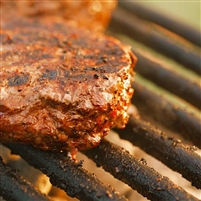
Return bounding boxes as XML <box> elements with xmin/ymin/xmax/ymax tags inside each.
<box><xmin>102</xmin><ymin>75</ymin><xmax>109</xmax><ymax>80</ymax></box>
<box><xmin>93</xmin><ymin>74</ymin><xmax>99</xmax><ymax>79</ymax></box>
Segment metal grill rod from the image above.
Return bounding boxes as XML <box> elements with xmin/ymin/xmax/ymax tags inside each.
<box><xmin>0</xmin><ymin>157</ymin><xmax>50</xmax><ymax>201</ymax></box>
<box><xmin>118</xmin><ymin>1</ymin><xmax>201</xmax><ymax>47</ymax></box>
<box><xmin>109</xmin><ymin>8</ymin><xmax>201</xmax><ymax>75</ymax></box>
<box><xmin>4</xmin><ymin>144</ymin><xmax>127</xmax><ymax>201</ymax></box>
<box><xmin>114</xmin><ymin>115</ymin><xmax>201</xmax><ymax>189</ymax></box>
<box><xmin>133</xmin><ymin>50</ymin><xmax>201</xmax><ymax>110</ymax></box>
<box><xmin>132</xmin><ymin>82</ymin><xmax>201</xmax><ymax>148</ymax></box>
<box><xmin>82</xmin><ymin>139</ymin><xmax>199</xmax><ymax>201</ymax></box>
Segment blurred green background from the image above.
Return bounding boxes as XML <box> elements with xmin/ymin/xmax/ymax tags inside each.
<box><xmin>139</xmin><ymin>0</ymin><xmax>200</xmax><ymax>29</ymax></box>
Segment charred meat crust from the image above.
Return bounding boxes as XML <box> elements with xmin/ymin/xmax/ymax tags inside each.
<box><xmin>0</xmin><ymin>16</ymin><xmax>137</xmax><ymax>151</ymax></box>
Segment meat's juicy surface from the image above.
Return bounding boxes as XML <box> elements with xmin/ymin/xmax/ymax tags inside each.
<box><xmin>0</xmin><ymin>15</ymin><xmax>137</xmax><ymax>151</ymax></box>
<box><xmin>15</xmin><ymin>0</ymin><xmax>117</xmax><ymax>32</ymax></box>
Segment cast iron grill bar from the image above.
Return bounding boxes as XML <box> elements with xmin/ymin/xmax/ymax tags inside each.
<box><xmin>0</xmin><ymin>157</ymin><xmax>50</xmax><ymax>201</ymax></box>
<box><xmin>118</xmin><ymin>1</ymin><xmax>201</xmax><ymax>47</ymax></box>
<box><xmin>4</xmin><ymin>143</ymin><xmax>127</xmax><ymax>201</ymax></box>
<box><xmin>114</xmin><ymin>115</ymin><xmax>201</xmax><ymax>189</ymax></box>
<box><xmin>109</xmin><ymin>8</ymin><xmax>201</xmax><ymax>75</ymax></box>
<box><xmin>82</xmin><ymin>139</ymin><xmax>199</xmax><ymax>201</ymax></box>
<box><xmin>133</xmin><ymin>50</ymin><xmax>201</xmax><ymax>110</ymax></box>
<box><xmin>132</xmin><ymin>82</ymin><xmax>201</xmax><ymax>149</ymax></box>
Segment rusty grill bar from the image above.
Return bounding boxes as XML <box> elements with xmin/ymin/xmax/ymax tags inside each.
<box><xmin>0</xmin><ymin>2</ymin><xmax>201</xmax><ymax>201</ymax></box>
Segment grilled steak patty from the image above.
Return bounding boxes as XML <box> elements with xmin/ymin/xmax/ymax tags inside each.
<box><xmin>0</xmin><ymin>16</ymin><xmax>137</xmax><ymax>151</ymax></box>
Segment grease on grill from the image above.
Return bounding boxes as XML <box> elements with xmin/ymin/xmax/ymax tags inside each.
<box><xmin>8</xmin><ymin>73</ymin><xmax>29</xmax><ymax>86</ymax></box>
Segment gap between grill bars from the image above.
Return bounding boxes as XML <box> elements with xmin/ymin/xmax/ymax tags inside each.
<box><xmin>1</xmin><ymin>1</ymin><xmax>201</xmax><ymax>201</ymax></box>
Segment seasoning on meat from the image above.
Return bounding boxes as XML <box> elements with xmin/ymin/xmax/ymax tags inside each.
<box><xmin>6</xmin><ymin>0</ymin><xmax>117</xmax><ymax>32</ymax></box>
<box><xmin>0</xmin><ymin>15</ymin><xmax>137</xmax><ymax>153</ymax></box>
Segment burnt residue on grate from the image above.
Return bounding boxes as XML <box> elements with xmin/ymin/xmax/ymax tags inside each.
<box><xmin>133</xmin><ymin>50</ymin><xmax>201</xmax><ymax>110</ymax></box>
<box><xmin>4</xmin><ymin>143</ymin><xmax>127</xmax><ymax>201</ymax></box>
<box><xmin>132</xmin><ymin>82</ymin><xmax>201</xmax><ymax>149</ymax></box>
<box><xmin>109</xmin><ymin>8</ymin><xmax>201</xmax><ymax>75</ymax></box>
<box><xmin>114</xmin><ymin>115</ymin><xmax>201</xmax><ymax>189</ymax></box>
<box><xmin>82</xmin><ymin>139</ymin><xmax>199</xmax><ymax>201</ymax></box>
<box><xmin>0</xmin><ymin>157</ymin><xmax>50</xmax><ymax>201</ymax></box>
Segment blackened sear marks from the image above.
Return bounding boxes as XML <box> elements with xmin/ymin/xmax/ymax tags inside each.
<box><xmin>93</xmin><ymin>74</ymin><xmax>99</xmax><ymax>79</ymax></box>
<box><xmin>83</xmin><ymin>66</ymin><xmax>97</xmax><ymax>72</ymax></box>
<box><xmin>64</xmin><ymin>70</ymin><xmax>69</xmax><ymax>78</ymax></box>
<box><xmin>39</xmin><ymin>69</ymin><xmax>57</xmax><ymax>81</ymax></box>
<box><xmin>8</xmin><ymin>73</ymin><xmax>29</xmax><ymax>86</ymax></box>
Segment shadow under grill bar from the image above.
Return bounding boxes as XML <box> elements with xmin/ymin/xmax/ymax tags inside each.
<box><xmin>114</xmin><ymin>115</ymin><xmax>201</xmax><ymax>189</ymax></box>
<box><xmin>82</xmin><ymin>139</ymin><xmax>199</xmax><ymax>201</ymax></box>
<box><xmin>109</xmin><ymin>8</ymin><xmax>201</xmax><ymax>75</ymax></box>
<box><xmin>132</xmin><ymin>82</ymin><xmax>201</xmax><ymax>149</ymax></box>
<box><xmin>4</xmin><ymin>143</ymin><xmax>127</xmax><ymax>201</ymax></box>
<box><xmin>0</xmin><ymin>157</ymin><xmax>50</xmax><ymax>201</ymax></box>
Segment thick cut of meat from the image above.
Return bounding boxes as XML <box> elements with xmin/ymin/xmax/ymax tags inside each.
<box><xmin>0</xmin><ymin>16</ymin><xmax>137</xmax><ymax>152</ymax></box>
<box><xmin>2</xmin><ymin>1</ymin><xmax>117</xmax><ymax>32</ymax></box>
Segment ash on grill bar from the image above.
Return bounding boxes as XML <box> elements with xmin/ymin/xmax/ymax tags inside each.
<box><xmin>0</xmin><ymin>1</ymin><xmax>201</xmax><ymax>201</ymax></box>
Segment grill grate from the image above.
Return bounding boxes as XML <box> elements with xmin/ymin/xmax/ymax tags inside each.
<box><xmin>118</xmin><ymin>2</ymin><xmax>201</xmax><ymax>48</ymax></box>
<box><xmin>2</xmin><ymin>140</ymin><xmax>198</xmax><ymax>201</ymax></box>
<box><xmin>114</xmin><ymin>115</ymin><xmax>201</xmax><ymax>189</ymax></box>
<box><xmin>109</xmin><ymin>6</ymin><xmax>201</xmax><ymax>75</ymax></box>
<box><xmin>3</xmin><ymin>143</ymin><xmax>126</xmax><ymax>201</ymax></box>
<box><xmin>83</xmin><ymin>140</ymin><xmax>199</xmax><ymax>201</ymax></box>
<box><xmin>131</xmin><ymin>82</ymin><xmax>201</xmax><ymax>149</ymax></box>
<box><xmin>0</xmin><ymin>157</ymin><xmax>50</xmax><ymax>201</ymax></box>
<box><xmin>0</xmin><ymin>2</ymin><xmax>201</xmax><ymax>201</ymax></box>
<box><xmin>133</xmin><ymin>51</ymin><xmax>201</xmax><ymax>110</ymax></box>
